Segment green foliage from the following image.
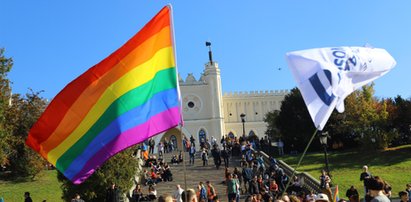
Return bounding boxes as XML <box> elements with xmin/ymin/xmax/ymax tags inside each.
<box><xmin>276</xmin><ymin>88</ymin><xmax>317</xmax><ymax>152</ymax></box>
<box><xmin>2</xmin><ymin>91</ymin><xmax>48</xmax><ymax>179</ymax></box>
<box><xmin>57</xmin><ymin>147</ymin><xmax>138</xmax><ymax>202</ymax></box>
<box><xmin>263</xmin><ymin>110</ymin><xmax>281</xmax><ymax>140</ymax></box>
<box><xmin>0</xmin><ymin>48</ymin><xmax>47</xmax><ymax>180</ymax></box>
<box><xmin>0</xmin><ymin>48</ymin><xmax>13</xmax><ymax>166</ymax></box>
<box><xmin>342</xmin><ymin>85</ymin><xmax>398</xmax><ymax>149</ymax></box>
<box><xmin>390</xmin><ymin>96</ymin><xmax>411</xmax><ymax>145</ymax></box>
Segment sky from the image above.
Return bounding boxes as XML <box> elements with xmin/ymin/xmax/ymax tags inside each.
<box><xmin>2</xmin><ymin>1</ymin><xmax>411</xmax><ymax>100</ymax></box>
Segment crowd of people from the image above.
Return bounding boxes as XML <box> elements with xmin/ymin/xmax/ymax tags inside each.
<box><xmin>126</xmin><ymin>135</ymin><xmax>411</xmax><ymax>202</ymax></box>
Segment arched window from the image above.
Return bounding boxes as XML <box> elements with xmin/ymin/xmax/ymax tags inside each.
<box><xmin>198</xmin><ymin>129</ymin><xmax>207</xmax><ymax>144</ymax></box>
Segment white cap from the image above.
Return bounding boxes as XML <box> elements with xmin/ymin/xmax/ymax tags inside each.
<box><xmin>315</xmin><ymin>193</ymin><xmax>329</xmax><ymax>202</ymax></box>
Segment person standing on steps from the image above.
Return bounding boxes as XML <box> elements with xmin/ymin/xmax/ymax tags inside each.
<box><xmin>211</xmin><ymin>144</ymin><xmax>221</xmax><ymax>169</ymax></box>
<box><xmin>221</xmin><ymin>147</ymin><xmax>230</xmax><ymax>168</ymax></box>
<box><xmin>201</xmin><ymin>148</ymin><xmax>209</xmax><ymax>166</ymax></box>
<box><xmin>189</xmin><ymin>144</ymin><xmax>196</xmax><ymax>165</ymax></box>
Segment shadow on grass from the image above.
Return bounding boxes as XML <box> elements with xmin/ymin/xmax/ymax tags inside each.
<box><xmin>279</xmin><ymin>145</ymin><xmax>411</xmax><ymax>171</ymax></box>
<box><xmin>0</xmin><ymin>171</ymin><xmax>46</xmax><ymax>184</ymax></box>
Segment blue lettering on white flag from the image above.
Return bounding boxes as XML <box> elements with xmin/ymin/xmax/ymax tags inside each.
<box><xmin>331</xmin><ymin>48</ymin><xmax>357</xmax><ymax>71</ymax></box>
<box><xmin>309</xmin><ymin>70</ymin><xmax>335</xmax><ymax>106</ymax></box>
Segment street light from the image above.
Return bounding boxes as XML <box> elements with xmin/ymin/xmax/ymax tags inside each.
<box><xmin>240</xmin><ymin>113</ymin><xmax>246</xmax><ymax>139</ymax></box>
<box><xmin>319</xmin><ymin>131</ymin><xmax>330</xmax><ymax>176</ymax></box>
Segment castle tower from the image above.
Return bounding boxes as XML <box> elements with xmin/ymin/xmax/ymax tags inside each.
<box><xmin>177</xmin><ymin>42</ymin><xmax>225</xmax><ymax>147</ymax></box>
<box><xmin>157</xmin><ymin>42</ymin><xmax>288</xmax><ymax>151</ymax></box>
<box><xmin>203</xmin><ymin>42</ymin><xmax>225</xmax><ymax>141</ymax></box>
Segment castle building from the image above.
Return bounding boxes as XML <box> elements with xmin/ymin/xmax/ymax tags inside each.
<box><xmin>155</xmin><ymin>45</ymin><xmax>288</xmax><ymax>150</ymax></box>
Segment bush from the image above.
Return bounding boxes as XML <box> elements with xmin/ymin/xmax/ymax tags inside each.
<box><xmin>58</xmin><ymin>147</ymin><xmax>138</xmax><ymax>201</ymax></box>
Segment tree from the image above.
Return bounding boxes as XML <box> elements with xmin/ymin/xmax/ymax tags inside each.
<box><xmin>0</xmin><ymin>48</ymin><xmax>47</xmax><ymax>179</ymax></box>
<box><xmin>57</xmin><ymin>146</ymin><xmax>138</xmax><ymax>202</ymax></box>
<box><xmin>0</xmin><ymin>48</ymin><xmax>13</xmax><ymax>167</ymax></box>
<box><xmin>276</xmin><ymin>88</ymin><xmax>317</xmax><ymax>152</ymax></box>
<box><xmin>390</xmin><ymin>96</ymin><xmax>411</xmax><ymax>145</ymax></box>
<box><xmin>263</xmin><ymin>110</ymin><xmax>281</xmax><ymax>140</ymax></box>
<box><xmin>337</xmin><ymin>85</ymin><xmax>397</xmax><ymax>149</ymax></box>
<box><xmin>3</xmin><ymin>90</ymin><xmax>47</xmax><ymax>179</ymax></box>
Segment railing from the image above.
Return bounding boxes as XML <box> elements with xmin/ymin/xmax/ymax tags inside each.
<box><xmin>256</xmin><ymin>150</ymin><xmax>322</xmax><ymax>193</ymax></box>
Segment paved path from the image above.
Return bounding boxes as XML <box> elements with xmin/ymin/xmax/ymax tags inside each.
<box><xmin>144</xmin><ymin>151</ymin><xmax>241</xmax><ymax>201</ymax></box>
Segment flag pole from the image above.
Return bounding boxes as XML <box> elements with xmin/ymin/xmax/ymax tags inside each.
<box><xmin>180</xmin><ymin>124</ymin><xmax>188</xmax><ymax>202</ymax></box>
<box><xmin>281</xmin><ymin>127</ymin><xmax>319</xmax><ymax>197</ymax></box>
<box><xmin>168</xmin><ymin>4</ymin><xmax>187</xmax><ymax>200</ymax></box>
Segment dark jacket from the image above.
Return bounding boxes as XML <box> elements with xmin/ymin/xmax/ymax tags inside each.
<box><xmin>106</xmin><ymin>187</ymin><xmax>120</xmax><ymax>202</ymax></box>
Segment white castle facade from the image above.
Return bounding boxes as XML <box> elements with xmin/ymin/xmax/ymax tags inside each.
<box><xmin>154</xmin><ymin>56</ymin><xmax>288</xmax><ymax>150</ymax></box>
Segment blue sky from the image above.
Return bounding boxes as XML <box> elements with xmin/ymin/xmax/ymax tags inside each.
<box><xmin>2</xmin><ymin>1</ymin><xmax>410</xmax><ymax>100</ymax></box>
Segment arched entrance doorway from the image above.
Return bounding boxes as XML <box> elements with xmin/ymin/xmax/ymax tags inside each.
<box><xmin>162</xmin><ymin>128</ymin><xmax>185</xmax><ymax>151</ymax></box>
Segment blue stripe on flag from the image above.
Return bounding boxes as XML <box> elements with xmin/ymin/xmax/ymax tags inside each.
<box><xmin>309</xmin><ymin>70</ymin><xmax>335</xmax><ymax>106</ymax></box>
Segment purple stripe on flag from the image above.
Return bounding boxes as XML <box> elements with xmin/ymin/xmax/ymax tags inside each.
<box><xmin>70</xmin><ymin>107</ymin><xmax>180</xmax><ymax>184</ymax></box>
<box><xmin>63</xmin><ymin>89</ymin><xmax>178</xmax><ymax>179</ymax></box>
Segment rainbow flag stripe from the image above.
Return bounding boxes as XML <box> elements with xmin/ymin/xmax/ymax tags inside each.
<box><xmin>333</xmin><ymin>184</ymin><xmax>339</xmax><ymax>202</ymax></box>
<box><xmin>26</xmin><ymin>6</ymin><xmax>181</xmax><ymax>184</ymax></box>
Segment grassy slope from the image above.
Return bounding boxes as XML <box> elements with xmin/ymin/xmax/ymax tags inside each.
<box><xmin>279</xmin><ymin>144</ymin><xmax>411</xmax><ymax>199</ymax></box>
<box><xmin>0</xmin><ymin>170</ymin><xmax>63</xmax><ymax>202</ymax></box>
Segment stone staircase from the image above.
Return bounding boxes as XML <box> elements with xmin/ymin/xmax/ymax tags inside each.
<box><xmin>144</xmin><ymin>151</ymin><xmax>241</xmax><ymax>200</ymax></box>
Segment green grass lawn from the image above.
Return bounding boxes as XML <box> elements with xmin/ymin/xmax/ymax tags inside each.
<box><xmin>279</xmin><ymin>144</ymin><xmax>411</xmax><ymax>200</ymax></box>
<box><xmin>0</xmin><ymin>170</ymin><xmax>63</xmax><ymax>202</ymax></box>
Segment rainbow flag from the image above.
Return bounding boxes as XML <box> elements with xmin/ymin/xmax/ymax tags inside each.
<box><xmin>26</xmin><ymin>5</ymin><xmax>181</xmax><ymax>184</ymax></box>
<box><xmin>333</xmin><ymin>185</ymin><xmax>340</xmax><ymax>202</ymax></box>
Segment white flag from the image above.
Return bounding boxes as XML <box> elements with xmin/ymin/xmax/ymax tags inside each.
<box><xmin>286</xmin><ymin>47</ymin><xmax>396</xmax><ymax>130</ymax></box>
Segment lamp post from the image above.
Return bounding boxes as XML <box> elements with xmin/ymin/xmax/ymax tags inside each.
<box><xmin>319</xmin><ymin>131</ymin><xmax>330</xmax><ymax>176</ymax></box>
<box><xmin>240</xmin><ymin>113</ymin><xmax>246</xmax><ymax>139</ymax></box>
